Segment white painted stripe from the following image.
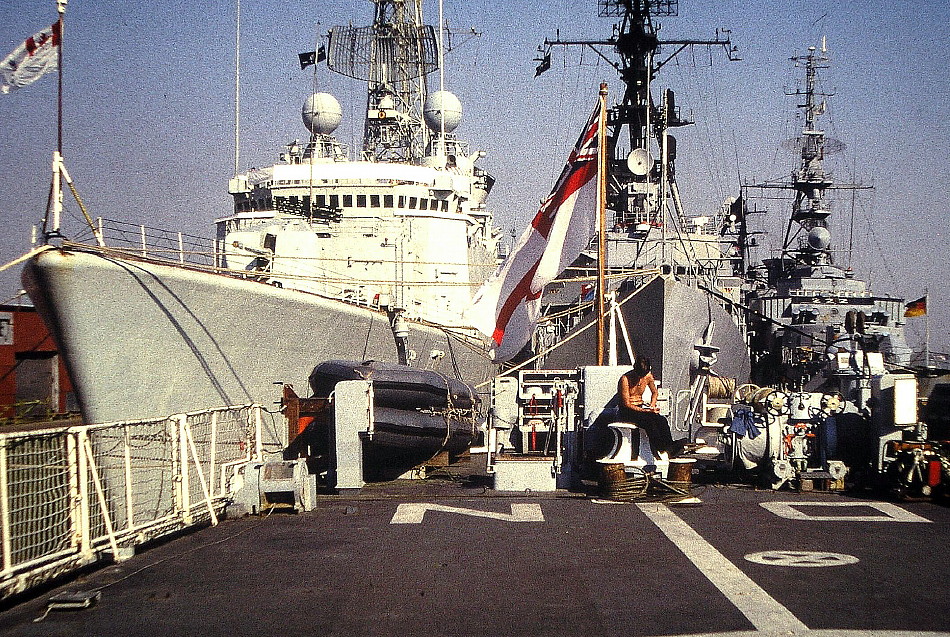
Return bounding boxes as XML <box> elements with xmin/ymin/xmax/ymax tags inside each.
<box><xmin>637</xmin><ymin>503</ymin><xmax>808</xmax><ymax>633</ymax></box>
<box><xmin>760</xmin><ymin>501</ymin><xmax>932</xmax><ymax>522</ymax></box>
<box><xmin>390</xmin><ymin>502</ymin><xmax>544</xmax><ymax>524</ymax></box>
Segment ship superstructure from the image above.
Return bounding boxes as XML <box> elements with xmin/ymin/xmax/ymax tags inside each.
<box><xmin>221</xmin><ymin>2</ymin><xmax>497</xmax><ymax>332</ymax></box>
<box><xmin>742</xmin><ymin>45</ymin><xmax>913</xmax><ymax>390</ymax></box>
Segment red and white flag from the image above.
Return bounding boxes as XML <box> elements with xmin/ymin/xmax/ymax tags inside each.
<box><xmin>1</xmin><ymin>21</ymin><xmax>60</xmax><ymax>94</ymax></box>
<box><xmin>465</xmin><ymin>99</ymin><xmax>602</xmax><ymax>361</ymax></box>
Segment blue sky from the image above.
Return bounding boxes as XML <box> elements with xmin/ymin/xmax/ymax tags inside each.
<box><xmin>0</xmin><ymin>0</ymin><xmax>947</xmax><ymax>352</ymax></box>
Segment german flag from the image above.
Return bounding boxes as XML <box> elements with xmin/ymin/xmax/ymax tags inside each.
<box><xmin>904</xmin><ymin>295</ymin><xmax>927</xmax><ymax>317</ymax></box>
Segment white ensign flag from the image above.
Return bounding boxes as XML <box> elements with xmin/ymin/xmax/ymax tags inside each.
<box><xmin>1</xmin><ymin>22</ymin><xmax>60</xmax><ymax>94</ymax></box>
<box><xmin>464</xmin><ymin>99</ymin><xmax>602</xmax><ymax>362</ymax></box>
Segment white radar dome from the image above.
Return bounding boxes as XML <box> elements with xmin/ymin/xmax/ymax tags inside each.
<box><xmin>423</xmin><ymin>90</ymin><xmax>462</xmax><ymax>133</ymax></box>
<box><xmin>807</xmin><ymin>226</ymin><xmax>832</xmax><ymax>250</ymax></box>
<box><xmin>302</xmin><ymin>92</ymin><xmax>342</xmax><ymax>135</ymax></box>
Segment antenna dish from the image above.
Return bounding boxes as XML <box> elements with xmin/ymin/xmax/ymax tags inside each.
<box><xmin>423</xmin><ymin>90</ymin><xmax>462</xmax><ymax>133</ymax></box>
<box><xmin>807</xmin><ymin>226</ymin><xmax>831</xmax><ymax>250</ymax></box>
<box><xmin>302</xmin><ymin>93</ymin><xmax>342</xmax><ymax>135</ymax></box>
<box><xmin>781</xmin><ymin>136</ymin><xmax>846</xmax><ymax>155</ymax></box>
<box><xmin>626</xmin><ymin>148</ymin><xmax>652</xmax><ymax>176</ymax></box>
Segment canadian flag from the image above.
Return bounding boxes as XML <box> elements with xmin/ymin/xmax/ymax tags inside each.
<box><xmin>465</xmin><ymin>98</ymin><xmax>602</xmax><ymax>361</ymax></box>
<box><xmin>1</xmin><ymin>21</ymin><xmax>60</xmax><ymax>94</ymax></box>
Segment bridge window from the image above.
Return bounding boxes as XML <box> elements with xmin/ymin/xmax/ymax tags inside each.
<box><xmin>357</xmin><ymin>194</ymin><xmax>366</xmax><ymax>207</ymax></box>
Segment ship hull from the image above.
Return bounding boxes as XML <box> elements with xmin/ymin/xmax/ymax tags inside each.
<box><xmin>22</xmin><ymin>249</ymin><xmax>494</xmax><ymax>431</ymax></box>
<box><xmin>541</xmin><ymin>276</ymin><xmax>750</xmax><ymax>399</ymax></box>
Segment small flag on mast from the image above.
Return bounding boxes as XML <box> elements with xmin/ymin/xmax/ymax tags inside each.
<box><xmin>904</xmin><ymin>295</ymin><xmax>927</xmax><ymax>317</ymax></box>
<box><xmin>464</xmin><ymin>96</ymin><xmax>603</xmax><ymax>361</ymax></box>
<box><xmin>534</xmin><ymin>52</ymin><xmax>551</xmax><ymax>77</ymax></box>
<box><xmin>0</xmin><ymin>21</ymin><xmax>60</xmax><ymax>94</ymax></box>
<box><xmin>298</xmin><ymin>45</ymin><xmax>327</xmax><ymax>70</ymax></box>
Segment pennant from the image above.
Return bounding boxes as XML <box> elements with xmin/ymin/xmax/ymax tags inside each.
<box><xmin>904</xmin><ymin>295</ymin><xmax>927</xmax><ymax>318</ymax></box>
<box><xmin>0</xmin><ymin>21</ymin><xmax>60</xmax><ymax>94</ymax></box>
<box><xmin>464</xmin><ymin>98</ymin><xmax>602</xmax><ymax>361</ymax></box>
<box><xmin>534</xmin><ymin>52</ymin><xmax>551</xmax><ymax>78</ymax></box>
<box><xmin>298</xmin><ymin>45</ymin><xmax>326</xmax><ymax>70</ymax></box>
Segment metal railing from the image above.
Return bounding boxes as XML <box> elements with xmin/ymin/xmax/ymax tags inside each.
<box><xmin>0</xmin><ymin>404</ymin><xmax>263</xmax><ymax>600</ymax></box>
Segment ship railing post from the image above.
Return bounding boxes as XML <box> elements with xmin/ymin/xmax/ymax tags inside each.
<box><xmin>123</xmin><ymin>425</ymin><xmax>134</xmax><ymax>531</ymax></box>
<box><xmin>182</xmin><ymin>418</ymin><xmax>218</xmax><ymax>526</ymax></box>
<box><xmin>177</xmin><ymin>415</ymin><xmax>192</xmax><ymax>524</ymax></box>
<box><xmin>140</xmin><ymin>225</ymin><xmax>147</xmax><ymax>258</ymax></box>
<box><xmin>76</xmin><ymin>430</ymin><xmax>92</xmax><ymax>558</ymax></box>
<box><xmin>169</xmin><ymin>416</ymin><xmax>184</xmax><ymax>524</ymax></box>
<box><xmin>210</xmin><ymin>411</ymin><xmax>218</xmax><ymax>496</ymax></box>
<box><xmin>178</xmin><ymin>232</ymin><xmax>184</xmax><ymax>264</ymax></box>
<box><xmin>81</xmin><ymin>434</ymin><xmax>121</xmax><ymax>560</ymax></box>
<box><xmin>0</xmin><ymin>437</ymin><xmax>11</xmax><ymax>574</ymax></box>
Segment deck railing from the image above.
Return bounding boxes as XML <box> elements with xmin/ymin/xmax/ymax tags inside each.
<box><xmin>0</xmin><ymin>404</ymin><xmax>263</xmax><ymax>600</ymax></box>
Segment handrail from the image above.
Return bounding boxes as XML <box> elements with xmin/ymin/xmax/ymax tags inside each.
<box><xmin>0</xmin><ymin>404</ymin><xmax>264</xmax><ymax>600</ymax></box>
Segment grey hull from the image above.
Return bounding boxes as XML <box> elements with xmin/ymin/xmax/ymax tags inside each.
<box><xmin>541</xmin><ymin>275</ymin><xmax>750</xmax><ymax>394</ymax></box>
<box><xmin>22</xmin><ymin>249</ymin><xmax>494</xmax><ymax>427</ymax></box>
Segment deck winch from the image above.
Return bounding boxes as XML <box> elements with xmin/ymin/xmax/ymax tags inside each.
<box><xmin>230</xmin><ymin>459</ymin><xmax>317</xmax><ymax>514</ymax></box>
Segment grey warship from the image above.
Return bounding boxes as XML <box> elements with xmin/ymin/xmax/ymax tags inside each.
<box><xmin>22</xmin><ymin>0</ymin><xmax>499</xmax><ymax>425</ymax></box>
<box><xmin>527</xmin><ymin>0</ymin><xmax>750</xmax><ymax>431</ymax></box>
<box><xmin>741</xmin><ymin>43</ymin><xmax>914</xmax><ymax>390</ymax></box>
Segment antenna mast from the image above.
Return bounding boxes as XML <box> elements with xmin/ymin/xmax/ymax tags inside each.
<box><xmin>537</xmin><ymin>0</ymin><xmax>737</xmax><ymax>242</ymax></box>
<box><xmin>326</xmin><ymin>0</ymin><xmax>437</xmax><ymax>162</ymax></box>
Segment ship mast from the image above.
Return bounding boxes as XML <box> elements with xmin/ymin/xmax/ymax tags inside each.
<box><xmin>537</xmin><ymin>0</ymin><xmax>736</xmax><ymax>261</ymax></box>
<box><xmin>745</xmin><ymin>43</ymin><xmax>871</xmax><ymax>283</ymax></box>
<box><xmin>327</xmin><ymin>0</ymin><xmax>437</xmax><ymax>162</ymax></box>
<box><xmin>783</xmin><ymin>45</ymin><xmax>834</xmax><ymax>267</ymax></box>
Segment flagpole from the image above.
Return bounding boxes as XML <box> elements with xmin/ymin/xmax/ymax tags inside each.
<box><xmin>925</xmin><ymin>290</ymin><xmax>930</xmax><ymax>368</ymax></box>
<box><xmin>596</xmin><ymin>82</ymin><xmax>608</xmax><ymax>366</ymax></box>
<box><xmin>56</xmin><ymin>1</ymin><xmax>64</xmax><ymax>154</ymax></box>
<box><xmin>48</xmin><ymin>0</ymin><xmax>67</xmax><ymax>240</ymax></box>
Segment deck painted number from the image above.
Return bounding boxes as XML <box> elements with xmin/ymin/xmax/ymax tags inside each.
<box><xmin>745</xmin><ymin>550</ymin><xmax>859</xmax><ymax>567</ymax></box>
<box><xmin>390</xmin><ymin>503</ymin><xmax>544</xmax><ymax>524</ymax></box>
<box><xmin>760</xmin><ymin>501</ymin><xmax>931</xmax><ymax>523</ymax></box>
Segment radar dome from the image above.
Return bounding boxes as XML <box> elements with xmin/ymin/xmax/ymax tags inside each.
<box><xmin>302</xmin><ymin>93</ymin><xmax>342</xmax><ymax>135</ymax></box>
<box><xmin>423</xmin><ymin>90</ymin><xmax>462</xmax><ymax>133</ymax></box>
<box><xmin>807</xmin><ymin>226</ymin><xmax>832</xmax><ymax>250</ymax></box>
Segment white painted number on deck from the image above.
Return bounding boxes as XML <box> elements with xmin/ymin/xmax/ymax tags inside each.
<box><xmin>390</xmin><ymin>503</ymin><xmax>544</xmax><ymax>524</ymax></box>
<box><xmin>745</xmin><ymin>550</ymin><xmax>859</xmax><ymax>567</ymax></box>
<box><xmin>760</xmin><ymin>501</ymin><xmax>931</xmax><ymax>522</ymax></box>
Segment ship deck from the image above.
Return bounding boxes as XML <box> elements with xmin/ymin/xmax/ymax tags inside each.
<box><xmin>1</xmin><ymin>466</ymin><xmax>948</xmax><ymax>637</ymax></box>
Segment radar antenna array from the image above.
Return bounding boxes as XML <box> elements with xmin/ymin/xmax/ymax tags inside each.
<box><xmin>327</xmin><ymin>24</ymin><xmax>439</xmax><ymax>81</ymax></box>
<box><xmin>598</xmin><ymin>0</ymin><xmax>678</xmax><ymax>18</ymax></box>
